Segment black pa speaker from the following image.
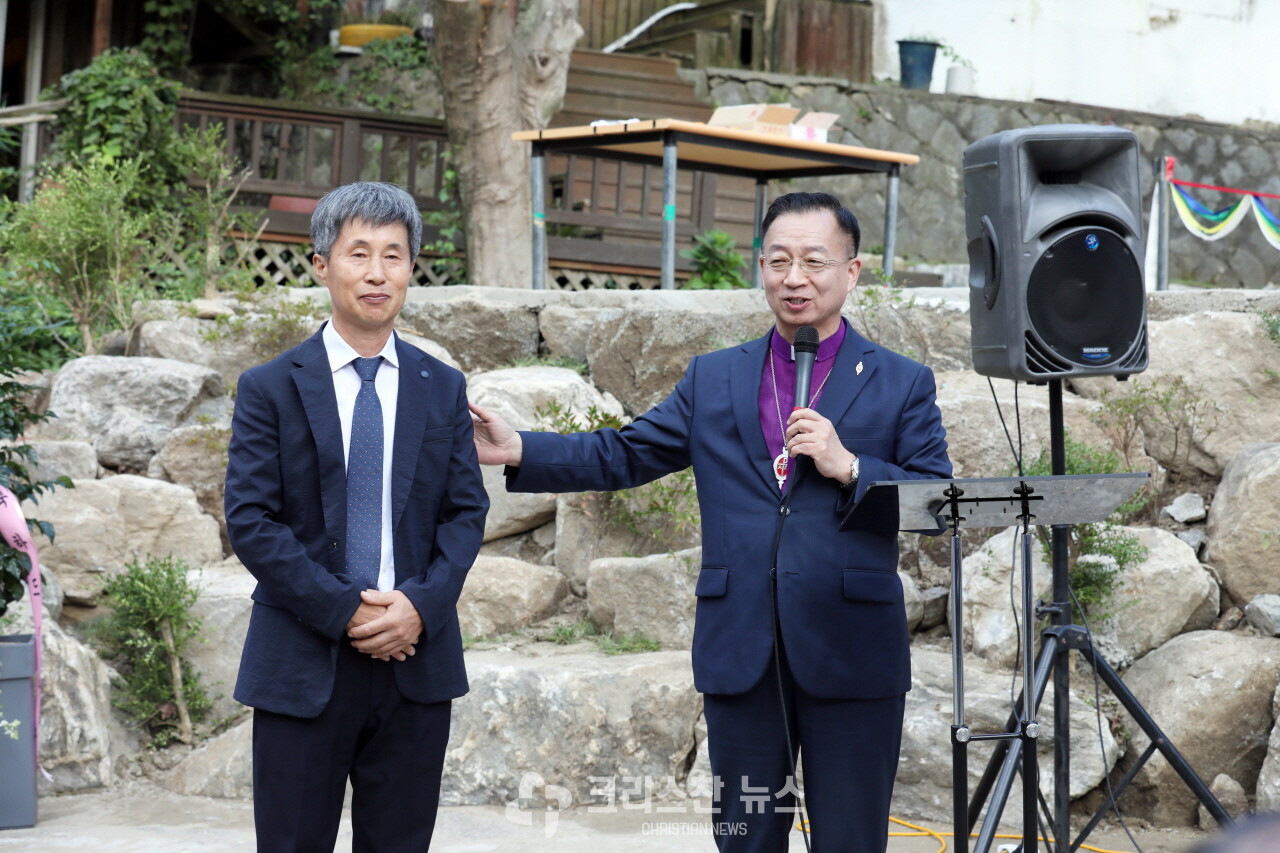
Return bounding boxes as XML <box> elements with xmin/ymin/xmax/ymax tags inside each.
<box><xmin>963</xmin><ymin>125</ymin><xmax>1148</xmax><ymax>381</ymax></box>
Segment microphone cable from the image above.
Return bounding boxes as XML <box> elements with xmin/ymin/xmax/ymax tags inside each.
<box><xmin>767</xmin><ymin>455</ymin><xmax>813</xmax><ymax>853</ymax></box>
<box><xmin>984</xmin><ymin>376</ymin><xmax>1142</xmax><ymax>851</ymax></box>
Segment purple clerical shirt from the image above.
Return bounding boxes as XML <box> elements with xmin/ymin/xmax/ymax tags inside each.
<box><xmin>757</xmin><ymin>322</ymin><xmax>846</xmax><ymax>491</ymax></box>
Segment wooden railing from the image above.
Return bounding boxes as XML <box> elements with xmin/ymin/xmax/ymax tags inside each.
<box><xmin>175</xmin><ymin>91</ymin><xmax>452</xmax><ymax>240</ymax></box>
<box><xmin>18</xmin><ymin>86</ymin><xmax>726</xmax><ymax>284</ymax></box>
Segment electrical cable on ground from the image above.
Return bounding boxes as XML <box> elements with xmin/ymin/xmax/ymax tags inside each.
<box><xmin>793</xmin><ymin>816</ymin><xmax>1143</xmax><ymax>853</ymax></box>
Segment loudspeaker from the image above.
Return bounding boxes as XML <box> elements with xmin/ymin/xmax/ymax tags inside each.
<box><xmin>963</xmin><ymin>125</ymin><xmax>1148</xmax><ymax>381</ymax></box>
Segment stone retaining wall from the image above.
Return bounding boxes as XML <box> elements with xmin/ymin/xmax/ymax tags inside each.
<box><xmin>686</xmin><ymin>67</ymin><xmax>1280</xmax><ymax>288</ymax></box>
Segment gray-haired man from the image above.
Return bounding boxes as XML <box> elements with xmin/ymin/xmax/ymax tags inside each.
<box><xmin>225</xmin><ymin>182</ymin><xmax>488</xmax><ymax>850</ymax></box>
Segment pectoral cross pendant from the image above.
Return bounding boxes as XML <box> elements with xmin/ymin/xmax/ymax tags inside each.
<box><xmin>773</xmin><ymin>450</ymin><xmax>789</xmax><ymax>489</ymax></box>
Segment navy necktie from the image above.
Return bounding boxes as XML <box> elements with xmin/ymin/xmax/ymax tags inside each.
<box><xmin>345</xmin><ymin>356</ymin><xmax>383</xmax><ymax>589</ymax></box>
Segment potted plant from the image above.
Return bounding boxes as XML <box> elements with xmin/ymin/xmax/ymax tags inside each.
<box><xmin>897</xmin><ymin>36</ymin><xmax>940</xmax><ymax>90</ymax></box>
<box><xmin>339</xmin><ymin>6</ymin><xmax>419</xmax><ymax>47</ymax></box>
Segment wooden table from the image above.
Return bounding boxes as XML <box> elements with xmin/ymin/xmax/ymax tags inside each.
<box><xmin>513</xmin><ymin>118</ymin><xmax>920</xmax><ymax>289</ymax></box>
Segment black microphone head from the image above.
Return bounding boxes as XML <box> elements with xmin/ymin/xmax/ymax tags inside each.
<box><xmin>794</xmin><ymin>326</ymin><xmax>820</xmax><ymax>354</ymax></box>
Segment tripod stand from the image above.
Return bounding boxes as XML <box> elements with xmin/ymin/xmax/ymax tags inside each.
<box><xmin>865</xmin><ymin>379</ymin><xmax>1232</xmax><ymax>853</ymax></box>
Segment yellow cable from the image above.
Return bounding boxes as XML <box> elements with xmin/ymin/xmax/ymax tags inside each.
<box><xmin>794</xmin><ymin>816</ymin><xmax>1137</xmax><ymax>853</ymax></box>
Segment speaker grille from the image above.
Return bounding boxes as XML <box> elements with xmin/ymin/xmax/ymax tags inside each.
<box><xmin>1023</xmin><ymin>332</ymin><xmax>1075</xmax><ymax>376</ymax></box>
<box><xmin>1025</xmin><ymin>226</ymin><xmax>1144</xmax><ymax>371</ymax></box>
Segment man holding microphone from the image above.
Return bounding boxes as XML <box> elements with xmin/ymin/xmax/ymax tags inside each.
<box><xmin>471</xmin><ymin>192</ymin><xmax>951</xmax><ymax>852</ymax></box>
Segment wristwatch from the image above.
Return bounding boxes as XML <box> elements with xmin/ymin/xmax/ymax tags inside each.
<box><xmin>842</xmin><ymin>454</ymin><xmax>860</xmax><ymax>489</ymax></box>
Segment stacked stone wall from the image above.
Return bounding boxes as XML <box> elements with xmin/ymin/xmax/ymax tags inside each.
<box><xmin>687</xmin><ymin>67</ymin><xmax>1280</xmax><ymax>288</ymax></box>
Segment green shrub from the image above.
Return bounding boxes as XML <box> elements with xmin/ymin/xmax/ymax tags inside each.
<box><xmin>43</xmin><ymin>48</ymin><xmax>183</xmax><ymax>190</ymax></box>
<box><xmin>1090</xmin><ymin>376</ymin><xmax>1219</xmax><ymax>479</ymax></box>
<box><xmin>680</xmin><ymin>230</ymin><xmax>750</xmax><ymax>290</ymax></box>
<box><xmin>1020</xmin><ymin>430</ymin><xmax>1148</xmax><ymax>620</ymax></box>
<box><xmin>0</xmin><ymin>158</ymin><xmax>156</xmax><ymax>354</ymax></box>
<box><xmin>532</xmin><ymin>402</ymin><xmax>700</xmax><ymax>552</ymax></box>
<box><xmin>0</xmin><ymin>290</ymin><xmax>71</xmax><ymax>619</ymax></box>
<box><xmin>89</xmin><ymin>555</ymin><xmax>211</xmax><ymax>747</ymax></box>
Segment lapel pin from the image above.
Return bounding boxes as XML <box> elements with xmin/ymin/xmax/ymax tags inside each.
<box><xmin>856</xmin><ymin>361</ymin><xmax>864</xmax><ymax>375</ymax></box>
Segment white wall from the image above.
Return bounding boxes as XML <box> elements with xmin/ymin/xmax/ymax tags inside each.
<box><xmin>873</xmin><ymin>0</ymin><xmax>1278</xmax><ymax>128</ymax></box>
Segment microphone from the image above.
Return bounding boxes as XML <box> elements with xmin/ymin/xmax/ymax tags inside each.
<box><xmin>792</xmin><ymin>326</ymin><xmax>819</xmax><ymax>409</ymax></box>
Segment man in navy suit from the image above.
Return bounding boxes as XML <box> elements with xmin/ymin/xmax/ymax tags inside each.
<box><xmin>225</xmin><ymin>182</ymin><xmax>488</xmax><ymax>851</ymax></box>
<box><xmin>470</xmin><ymin>192</ymin><xmax>951</xmax><ymax>852</ymax></box>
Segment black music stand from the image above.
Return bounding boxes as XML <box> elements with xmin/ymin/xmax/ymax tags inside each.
<box><xmin>860</xmin><ymin>473</ymin><xmax>1231</xmax><ymax>853</ymax></box>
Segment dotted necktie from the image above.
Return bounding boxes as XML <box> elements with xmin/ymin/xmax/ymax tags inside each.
<box><xmin>345</xmin><ymin>356</ymin><xmax>383</xmax><ymax>589</ymax></box>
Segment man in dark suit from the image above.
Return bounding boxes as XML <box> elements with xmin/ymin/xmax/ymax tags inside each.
<box><xmin>470</xmin><ymin>192</ymin><xmax>951</xmax><ymax>852</ymax></box>
<box><xmin>225</xmin><ymin>181</ymin><xmax>488</xmax><ymax>851</ymax></box>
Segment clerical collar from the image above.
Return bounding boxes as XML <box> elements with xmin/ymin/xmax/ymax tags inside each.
<box><xmin>770</xmin><ymin>321</ymin><xmax>846</xmax><ymax>362</ymax></box>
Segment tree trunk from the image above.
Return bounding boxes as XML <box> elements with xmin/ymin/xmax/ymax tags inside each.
<box><xmin>159</xmin><ymin>616</ymin><xmax>194</xmax><ymax>745</ymax></box>
<box><xmin>436</xmin><ymin>0</ymin><xmax>582</xmax><ymax>289</ymax></box>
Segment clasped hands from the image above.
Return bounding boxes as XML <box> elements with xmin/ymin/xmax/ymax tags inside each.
<box><xmin>785</xmin><ymin>407</ymin><xmax>856</xmax><ymax>484</ymax></box>
<box><xmin>346</xmin><ymin>589</ymin><xmax>423</xmax><ymax>662</ymax></box>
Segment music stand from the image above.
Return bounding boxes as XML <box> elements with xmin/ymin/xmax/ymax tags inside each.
<box><xmin>861</xmin><ymin>473</ymin><xmax>1231</xmax><ymax>853</ymax></box>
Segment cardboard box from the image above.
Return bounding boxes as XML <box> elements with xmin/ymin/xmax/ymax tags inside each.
<box><xmin>707</xmin><ymin>104</ymin><xmax>839</xmax><ymax>143</ymax></box>
<box><xmin>791</xmin><ymin>111</ymin><xmax>839</xmax><ymax>143</ymax></box>
<box><xmin>707</xmin><ymin>104</ymin><xmax>801</xmax><ymax>137</ymax></box>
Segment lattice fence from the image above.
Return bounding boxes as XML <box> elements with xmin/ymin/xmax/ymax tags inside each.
<box><xmin>160</xmin><ymin>240</ymin><xmax>666</xmax><ymax>290</ymax></box>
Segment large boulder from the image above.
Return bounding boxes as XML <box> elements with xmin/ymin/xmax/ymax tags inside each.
<box><xmin>1206</xmin><ymin>443</ymin><xmax>1280</xmax><ymax>605</ymax></box>
<box><xmin>468</xmin><ymin>365</ymin><xmax>626</xmax><ymax>432</ymax></box>
<box><xmin>478</xmin><ymin>465</ymin><xmax>557</xmax><ymax>543</ymax></box>
<box><xmin>185</xmin><ymin>557</ymin><xmax>256</xmax><ymax>722</ymax></box>
<box><xmin>442</xmin><ymin>649</ymin><xmax>700</xmax><ymax>807</ymax></box>
<box><xmin>136</xmin><ymin>317</ymin><xmax>259</xmax><ymax>389</ymax></box>
<box><xmin>554</xmin><ymin>475</ymin><xmax>702</xmax><ymax>596</ymax></box>
<box><xmin>587</xmin><ymin>548</ymin><xmax>700</xmax><ymax>650</ymax></box>
<box><xmin>156</xmin><ymin>719</ymin><xmax>252</xmax><ymax>800</ymax></box>
<box><xmin>540</xmin><ymin>289</ymin><xmax>767</xmax><ymax>368</ymax></box>
<box><xmin>471</xmin><ymin>361</ymin><xmax>629</xmax><ymax>540</ymax></box>
<box><xmin>478</xmin><ymin>522</ymin><xmax>557</xmax><ymax>567</ymax></box>
<box><xmin>1088</xmin><ymin>527</ymin><xmax>1220</xmax><ymax>668</ymax></box>
<box><xmin>1116</xmin><ymin>631</ymin><xmax>1280</xmax><ymax>826</ymax></box>
<box><xmin>24</xmin><ymin>475</ymin><xmax>223</xmax><ymax>605</ymax></box>
<box><xmin>396</xmin><ymin>329</ymin><xmax>461</xmax><ymax>371</ymax></box>
<box><xmin>586</xmin><ymin>304</ymin><xmax>773</xmax><ymax>415</ymax></box>
<box><xmin>1147</xmin><ymin>288</ymin><xmax>1280</xmax><ymax>321</ymax></box>
<box><xmin>21</xmin><ymin>440</ymin><xmax>99</xmax><ymax>483</ymax></box>
<box><xmin>845</xmin><ymin>289</ymin><xmax>972</xmax><ymax>373</ymax></box>
<box><xmin>7</xmin><ymin>609</ymin><xmax>139</xmax><ymax>794</ymax></box>
<box><xmin>894</xmin><ymin>646</ymin><xmax>1119</xmax><ymax>827</ymax></box>
<box><xmin>934</xmin><ymin>370</ymin><xmax>1158</xmax><ymax>480</ymax></box>
<box><xmin>148</xmin><ymin>424</ymin><xmax>233</xmax><ymax>554</ymax></box>
<box><xmin>397</xmin><ymin>288</ymin><xmax>542</xmax><ymax>374</ymax></box>
<box><xmin>1073</xmin><ymin>312</ymin><xmax>1278</xmax><ymax>477</ymax></box>
<box><xmin>1253</xmin><ymin>682</ymin><xmax>1280</xmax><ymax>812</ymax></box>
<box><xmin>39</xmin><ymin>356</ymin><xmax>226</xmax><ymax>473</ymax></box>
<box><xmin>468</xmin><ymin>366</ymin><xmax>625</xmax><ymax>543</ymax></box>
<box><xmin>952</xmin><ymin>527</ymin><xmax>1053</xmax><ymax>669</ymax></box>
<box><xmin>954</xmin><ymin>525</ymin><xmax>1211</xmax><ymax>670</ymax></box>
<box><xmin>456</xmin><ymin>556</ymin><xmax>569</xmax><ymax>638</ymax></box>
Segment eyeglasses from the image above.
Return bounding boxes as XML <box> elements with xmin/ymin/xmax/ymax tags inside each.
<box><xmin>761</xmin><ymin>255</ymin><xmax>852</xmax><ymax>274</ymax></box>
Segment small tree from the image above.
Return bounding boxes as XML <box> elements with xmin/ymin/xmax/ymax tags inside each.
<box><xmin>0</xmin><ymin>158</ymin><xmax>155</xmax><ymax>354</ymax></box>
<box><xmin>90</xmin><ymin>555</ymin><xmax>211</xmax><ymax>746</ymax></box>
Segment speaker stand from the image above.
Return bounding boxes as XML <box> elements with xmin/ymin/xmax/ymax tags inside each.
<box><xmin>965</xmin><ymin>380</ymin><xmax>1233</xmax><ymax>852</ymax></box>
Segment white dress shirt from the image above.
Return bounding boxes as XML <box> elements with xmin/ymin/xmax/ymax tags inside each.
<box><xmin>323</xmin><ymin>321</ymin><xmax>398</xmax><ymax>591</ymax></box>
